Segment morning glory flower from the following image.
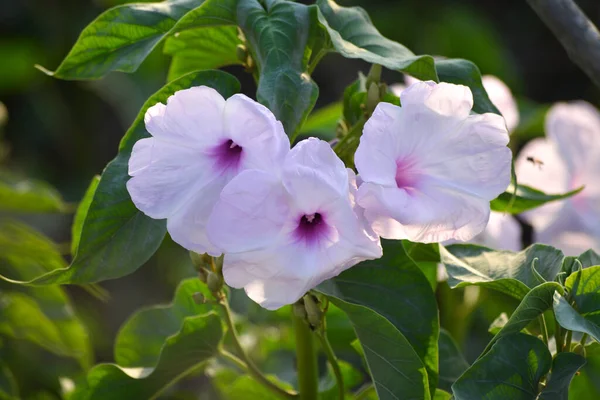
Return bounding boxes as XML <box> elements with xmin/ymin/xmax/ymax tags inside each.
<box><xmin>207</xmin><ymin>138</ymin><xmax>382</xmax><ymax>310</ymax></box>
<box><xmin>515</xmin><ymin>101</ymin><xmax>600</xmax><ymax>253</ymax></box>
<box><xmin>392</xmin><ymin>74</ymin><xmax>519</xmax><ymax>132</ymax></box>
<box><xmin>470</xmin><ymin>212</ymin><xmax>521</xmax><ymax>251</ymax></box>
<box><xmin>355</xmin><ymin>81</ymin><xmax>512</xmax><ymax>243</ymax></box>
<box><xmin>127</xmin><ymin>86</ymin><xmax>289</xmax><ymax>256</ymax></box>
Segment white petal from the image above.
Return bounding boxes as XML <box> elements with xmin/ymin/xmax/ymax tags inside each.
<box><xmin>282</xmin><ymin>138</ymin><xmax>349</xmax><ymax>213</ymax></box>
<box><xmin>546</xmin><ymin>101</ymin><xmax>600</xmax><ymax>174</ymax></box>
<box><xmin>149</xmin><ymin>86</ymin><xmax>227</xmax><ymax>147</ymax></box>
<box><xmin>473</xmin><ymin>211</ymin><xmax>522</xmax><ymax>251</ymax></box>
<box><xmin>401</xmin><ymin>81</ymin><xmax>473</xmax><ymax>118</ymax></box>
<box><xmin>167</xmin><ymin>178</ymin><xmax>225</xmax><ymax>256</ymax></box>
<box><xmin>482</xmin><ymin>75</ymin><xmax>519</xmax><ymax>132</ymax></box>
<box><xmin>514</xmin><ymin>138</ymin><xmax>570</xmax><ymax>231</ymax></box>
<box><xmin>207</xmin><ymin>170</ymin><xmax>289</xmax><ymax>253</ymax></box>
<box><xmin>355</xmin><ymin>103</ymin><xmax>404</xmax><ymax>186</ymax></box>
<box><xmin>126</xmin><ymin>138</ymin><xmax>214</xmax><ymax>219</ymax></box>
<box><xmin>223</xmin><ymin>94</ymin><xmax>290</xmax><ymax>172</ymax></box>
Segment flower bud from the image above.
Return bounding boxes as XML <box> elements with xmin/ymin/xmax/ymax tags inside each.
<box><xmin>292</xmin><ymin>301</ymin><xmax>308</xmax><ymax>320</ymax></box>
<box><xmin>192</xmin><ymin>292</ymin><xmax>205</xmax><ymax>304</ymax></box>
<box><xmin>304</xmin><ymin>295</ymin><xmax>323</xmax><ymax>329</ymax></box>
<box><xmin>365</xmin><ymin>82</ymin><xmax>380</xmax><ymax>114</ymax></box>
<box><xmin>207</xmin><ymin>271</ymin><xmax>223</xmax><ymax>294</ymax></box>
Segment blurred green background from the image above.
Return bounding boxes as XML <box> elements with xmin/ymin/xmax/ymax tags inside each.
<box><xmin>1</xmin><ymin>0</ymin><xmax>600</xmax><ymax>398</ymax></box>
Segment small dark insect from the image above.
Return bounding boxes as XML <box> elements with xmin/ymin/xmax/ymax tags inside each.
<box><xmin>526</xmin><ymin>156</ymin><xmax>544</xmax><ymax>169</ymax></box>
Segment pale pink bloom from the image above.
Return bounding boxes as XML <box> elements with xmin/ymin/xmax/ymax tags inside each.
<box><xmin>355</xmin><ymin>81</ymin><xmax>512</xmax><ymax>243</ymax></box>
<box><xmin>482</xmin><ymin>75</ymin><xmax>519</xmax><ymax>132</ymax></box>
<box><xmin>471</xmin><ymin>211</ymin><xmax>522</xmax><ymax>251</ymax></box>
<box><xmin>392</xmin><ymin>75</ymin><xmax>519</xmax><ymax>132</ymax></box>
<box><xmin>207</xmin><ymin>138</ymin><xmax>382</xmax><ymax>310</ymax></box>
<box><xmin>127</xmin><ymin>86</ymin><xmax>289</xmax><ymax>256</ymax></box>
<box><xmin>545</xmin><ymin>232</ymin><xmax>600</xmax><ymax>257</ymax></box>
<box><xmin>515</xmin><ymin>101</ymin><xmax>600</xmax><ymax>250</ymax></box>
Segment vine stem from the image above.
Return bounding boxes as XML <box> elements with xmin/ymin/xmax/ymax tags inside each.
<box><xmin>554</xmin><ymin>318</ymin><xmax>564</xmax><ymax>353</ymax></box>
<box><xmin>220</xmin><ymin>298</ymin><xmax>297</xmax><ymax>399</ymax></box>
<box><xmin>292</xmin><ymin>311</ymin><xmax>319</xmax><ymax>400</ymax></box>
<box><xmin>539</xmin><ymin>314</ymin><xmax>549</xmax><ymax>346</ymax></box>
<box><xmin>565</xmin><ymin>330</ymin><xmax>573</xmax><ymax>352</ymax></box>
<box><xmin>580</xmin><ymin>333</ymin><xmax>589</xmax><ymax>346</ymax></box>
<box><xmin>316</xmin><ymin>330</ymin><xmax>344</xmax><ymax>400</ymax></box>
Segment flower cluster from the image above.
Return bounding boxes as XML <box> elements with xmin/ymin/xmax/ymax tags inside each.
<box><xmin>127</xmin><ymin>82</ymin><xmax>512</xmax><ymax>309</ymax></box>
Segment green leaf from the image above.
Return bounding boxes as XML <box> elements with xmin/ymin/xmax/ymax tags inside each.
<box><xmin>165</xmin><ymin>26</ymin><xmax>242</xmax><ymax>81</ymax></box>
<box><xmin>114</xmin><ymin>278</ymin><xmax>213</xmax><ymax>367</ymax></box>
<box><xmin>452</xmin><ymin>333</ymin><xmax>552</xmax><ymax>400</ymax></box>
<box><xmin>441</xmin><ymin>244</ymin><xmax>564</xmax><ymax>300</ymax></box>
<box><xmin>491</xmin><ymin>183</ymin><xmax>584</xmax><ymax>214</ymax></box>
<box><xmin>403</xmin><ymin>241</ymin><xmax>440</xmax><ymax>290</ymax></box>
<box><xmin>71</xmin><ymin>176</ymin><xmax>99</xmax><ymax>256</ymax></box>
<box><xmin>576</xmin><ymin>250</ymin><xmax>600</xmax><ymax>269</ymax></box>
<box><xmin>435</xmin><ymin>59</ymin><xmax>499</xmax><ymax>115</ymax></box>
<box><xmin>316</xmin><ymin>0</ymin><xmax>437</xmax><ymax>80</ymax></box>
<box><xmin>569</xmin><ymin>342</ymin><xmax>600</xmax><ymax>399</ymax></box>
<box><xmin>438</xmin><ymin>329</ymin><xmax>469</xmax><ymax>393</ymax></box>
<box><xmin>71</xmin><ymin>313</ymin><xmax>222</xmax><ymax>400</ymax></box>
<box><xmin>483</xmin><ymin>282</ymin><xmax>562</xmax><ymax>353</ymax></box>
<box><xmin>433</xmin><ymin>389</ymin><xmax>452</xmax><ymax>400</ymax></box>
<box><xmin>0</xmin><ymin>171</ymin><xmax>66</xmax><ymax>213</ymax></box>
<box><xmin>318</xmin><ymin>239</ymin><xmax>439</xmax><ymax>395</ymax></box>
<box><xmin>237</xmin><ymin>0</ymin><xmax>320</xmax><ymax>136</ymax></box>
<box><xmin>213</xmin><ymin>370</ymin><xmax>294</xmax><ymax>400</ymax></box>
<box><xmin>554</xmin><ymin>293</ymin><xmax>600</xmax><ymax>343</ymax></box>
<box><xmin>0</xmin><ymin>362</ymin><xmax>18</xmax><ymax>400</ymax></box>
<box><xmin>539</xmin><ymin>352</ymin><xmax>586</xmax><ymax>400</ymax></box>
<box><xmin>297</xmin><ymin>102</ymin><xmax>342</xmax><ymax>142</ymax></box>
<box><xmin>42</xmin><ymin>0</ymin><xmax>202</xmax><ymax>79</ymax></box>
<box><xmin>0</xmin><ymin>221</ymin><xmax>91</xmax><ymax>367</ymax></box>
<box><xmin>5</xmin><ymin>71</ymin><xmax>240</xmax><ymax>285</ymax></box>
<box><xmin>328</xmin><ymin>299</ymin><xmax>431</xmax><ymax>400</ymax></box>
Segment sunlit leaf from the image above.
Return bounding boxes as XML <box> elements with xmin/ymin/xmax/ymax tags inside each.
<box><xmin>42</xmin><ymin>0</ymin><xmax>203</xmax><ymax>79</ymax></box>
<box><xmin>491</xmin><ymin>183</ymin><xmax>584</xmax><ymax>214</ymax></box>
<box><xmin>0</xmin><ymin>171</ymin><xmax>66</xmax><ymax>213</ymax></box>
<box><xmin>71</xmin><ymin>176</ymin><xmax>99</xmax><ymax>256</ymax></box>
<box><xmin>441</xmin><ymin>244</ymin><xmax>564</xmax><ymax>299</ymax></box>
<box><xmin>569</xmin><ymin>343</ymin><xmax>600</xmax><ymax>399</ymax></box>
<box><xmin>539</xmin><ymin>352</ymin><xmax>586</xmax><ymax>400</ymax></box>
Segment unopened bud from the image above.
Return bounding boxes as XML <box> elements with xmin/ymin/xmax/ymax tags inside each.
<box><xmin>197</xmin><ymin>268</ymin><xmax>208</xmax><ymax>283</ymax></box>
<box><xmin>293</xmin><ymin>301</ymin><xmax>307</xmax><ymax>320</ymax></box>
<box><xmin>190</xmin><ymin>252</ymin><xmax>211</xmax><ymax>271</ymax></box>
<box><xmin>365</xmin><ymin>64</ymin><xmax>382</xmax><ymax>88</ymax></box>
<box><xmin>207</xmin><ymin>271</ymin><xmax>223</xmax><ymax>294</ymax></box>
<box><xmin>304</xmin><ymin>295</ymin><xmax>322</xmax><ymax>329</ymax></box>
<box><xmin>192</xmin><ymin>292</ymin><xmax>205</xmax><ymax>304</ymax></box>
<box><xmin>236</xmin><ymin>44</ymin><xmax>248</xmax><ymax>63</ymax></box>
<box><xmin>365</xmin><ymin>82</ymin><xmax>380</xmax><ymax>113</ymax></box>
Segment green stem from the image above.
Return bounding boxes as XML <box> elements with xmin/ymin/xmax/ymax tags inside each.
<box><xmin>554</xmin><ymin>318</ymin><xmax>564</xmax><ymax>353</ymax></box>
<box><xmin>292</xmin><ymin>311</ymin><xmax>319</xmax><ymax>400</ymax></box>
<box><xmin>580</xmin><ymin>333</ymin><xmax>589</xmax><ymax>346</ymax></box>
<box><xmin>539</xmin><ymin>314</ymin><xmax>549</xmax><ymax>346</ymax></box>
<box><xmin>316</xmin><ymin>331</ymin><xmax>344</xmax><ymax>400</ymax></box>
<box><xmin>565</xmin><ymin>330</ymin><xmax>573</xmax><ymax>351</ymax></box>
<box><xmin>221</xmin><ymin>299</ymin><xmax>297</xmax><ymax>399</ymax></box>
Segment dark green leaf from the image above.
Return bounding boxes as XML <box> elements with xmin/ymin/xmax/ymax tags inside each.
<box><xmin>114</xmin><ymin>278</ymin><xmax>213</xmax><ymax>367</ymax></box>
<box><xmin>318</xmin><ymin>239</ymin><xmax>439</xmax><ymax>395</ymax></box>
<box><xmin>491</xmin><ymin>183</ymin><xmax>584</xmax><ymax>214</ymax></box>
<box><xmin>0</xmin><ymin>171</ymin><xmax>66</xmax><ymax>213</ymax></box>
<box><xmin>5</xmin><ymin>71</ymin><xmax>239</xmax><ymax>285</ymax></box>
<box><xmin>237</xmin><ymin>0</ymin><xmax>320</xmax><ymax>136</ymax></box>
<box><xmin>71</xmin><ymin>176</ymin><xmax>99</xmax><ymax>256</ymax></box>
<box><xmin>438</xmin><ymin>329</ymin><xmax>469</xmax><ymax>392</ymax></box>
<box><xmin>554</xmin><ymin>292</ymin><xmax>600</xmax><ymax>343</ymax></box>
<box><xmin>403</xmin><ymin>241</ymin><xmax>440</xmax><ymax>290</ymax></box>
<box><xmin>539</xmin><ymin>352</ymin><xmax>586</xmax><ymax>400</ymax></box>
<box><xmin>328</xmin><ymin>299</ymin><xmax>431</xmax><ymax>400</ymax></box>
<box><xmin>43</xmin><ymin>0</ymin><xmax>203</xmax><ymax>79</ymax></box>
<box><xmin>165</xmin><ymin>26</ymin><xmax>242</xmax><ymax>81</ymax></box>
<box><xmin>577</xmin><ymin>250</ymin><xmax>600</xmax><ymax>269</ymax></box>
<box><xmin>441</xmin><ymin>244</ymin><xmax>564</xmax><ymax>300</ymax></box>
<box><xmin>0</xmin><ymin>221</ymin><xmax>91</xmax><ymax>367</ymax></box>
<box><xmin>452</xmin><ymin>333</ymin><xmax>552</xmax><ymax>400</ymax></box>
<box><xmin>435</xmin><ymin>59</ymin><xmax>499</xmax><ymax>115</ymax></box>
<box><xmin>71</xmin><ymin>313</ymin><xmax>222</xmax><ymax>400</ymax></box>
<box><xmin>316</xmin><ymin>0</ymin><xmax>437</xmax><ymax>80</ymax></box>
<box><xmin>483</xmin><ymin>282</ymin><xmax>562</xmax><ymax>353</ymax></box>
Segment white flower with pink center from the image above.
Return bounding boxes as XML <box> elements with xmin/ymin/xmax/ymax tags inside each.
<box><xmin>355</xmin><ymin>81</ymin><xmax>512</xmax><ymax>243</ymax></box>
<box><xmin>126</xmin><ymin>86</ymin><xmax>289</xmax><ymax>256</ymax></box>
<box><xmin>207</xmin><ymin>138</ymin><xmax>382</xmax><ymax>310</ymax></box>
<box><xmin>515</xmin><ymin>101</ymin><xmax>600</xmax><ymax>253</ymax></box>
